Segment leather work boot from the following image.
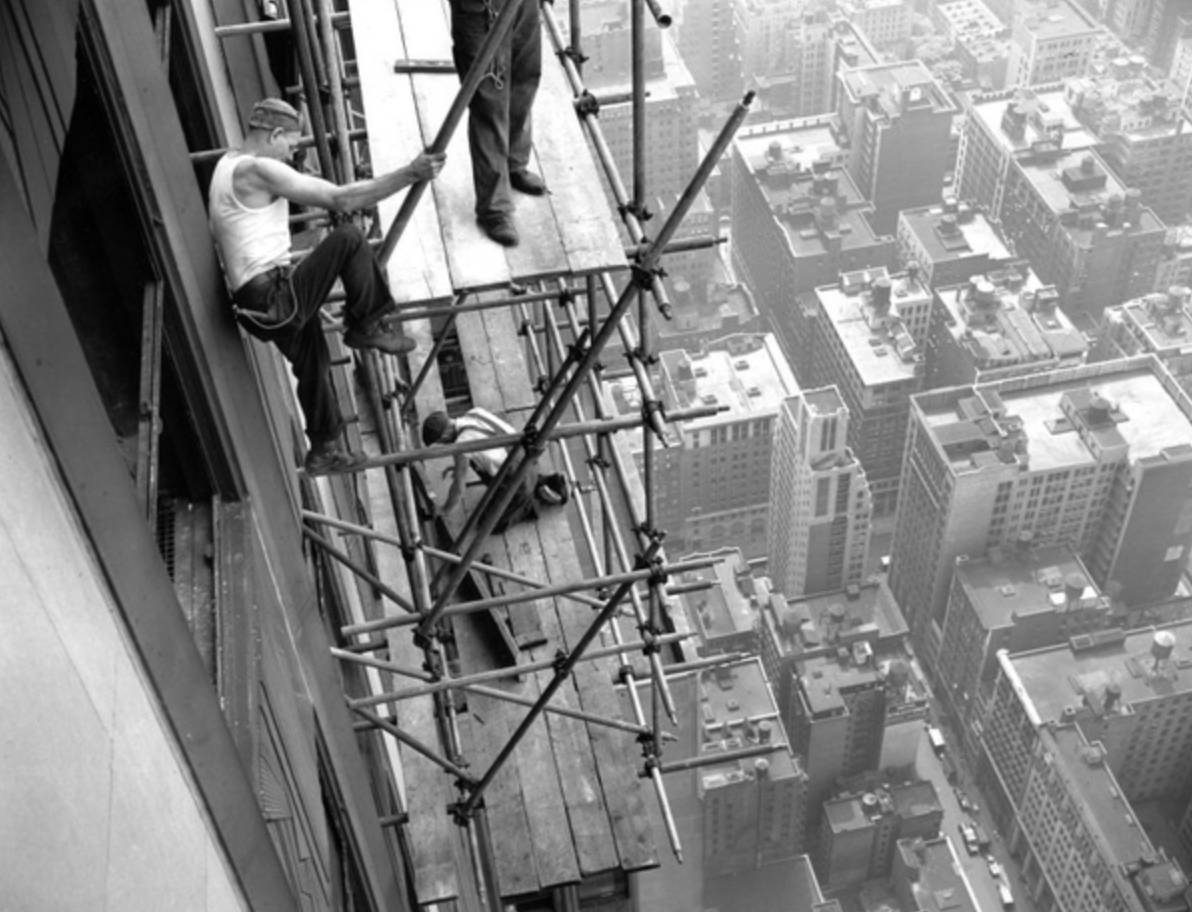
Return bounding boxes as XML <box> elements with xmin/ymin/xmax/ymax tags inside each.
<box><xmin>304</xmin><ymin>440</ymin><xmax>368</xmax><ymax>476</ymax></box>
<box><xmin>477</xmin><ymin>212</ymin><xmax>520</xmax><ymax>247</ymax></box>
<box><xmin>343</xmin><ymin>322</ymin><xmax>416</xmax><ymax>355</ymax></box>
<box><xmin>509</xmin><ymin>169</ymin><xmax>547</xmax><ymax>196</ymax></box>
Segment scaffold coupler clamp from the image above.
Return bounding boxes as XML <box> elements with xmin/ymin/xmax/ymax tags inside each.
<box><xmin>574</xmin><ymin>88</ymin><xmax>598</xmax><ymax>116</ymax></box>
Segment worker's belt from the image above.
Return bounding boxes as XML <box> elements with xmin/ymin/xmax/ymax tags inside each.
<box><xmin>233</xmin><ymin>266</ymin><xmax>294</xmax><ymax>326</ymax></box>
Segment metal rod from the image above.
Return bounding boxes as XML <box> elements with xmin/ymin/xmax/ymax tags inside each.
<box><xmin>303</xmin><ymin>527</ymin><xmax>417</xmax><ymax>613</ymax></box>
<box><xmin>315</xmin><ymin>0</ymin><xmax>353</xmax><ymax>184</ymax></box>
<box><xmin>632</xmin><ymin>0</ymin><xmax>645</xmax><ymax>215</ymax></box>
<box><xmin>352</xmin><ymin>706</ymin><xmax>476</xmax><ymax>783</ymax></box>
<box><xmin>393</xmin><ymin>60</ymin><xmax>456</xmax><ymax>74</ymax></box>
<box><xmin>189</xmin><ymin>127</ymin><xmax>367</xmax><ymax>164</ymax></box>
<box><xmin>287</xmin><ymin>0</ymin><xmax>337</xmax><ymax>182</ymax></box>
<box><xmin>630</xmin><ymin>234</ymin><xmax>725</xmax><ymax>258</ymax></box>
<box><xmin>377</xmin><ymin>0</ymin><xmax>526</xmax><ymax>266</ymax></box>
<box><xmin>657</xmin><ymin>742</ymin><xmax>789</xmax><ymax>775</ymax></box>
<box><xmin>349</xmin><ymin>631</ymin><xmax>688</xmax><ymax>707</ymax></box>
<box><xmin>403</xmin><ymin>293</ymin><xmax>465</xmax><ymax>412</ymax></box>
<box><xmin>621</xmin><ymin>651</ymin><xmax>748</xmax><ymax>680</ymax></box>
<box><xmin>644</xmin><ymin>0</ymin><xmax>672</xmax><ymax>28</ymax></box>
<box><xmin>323</xmin><ymin>282</ymin><xmax>592</xmax><ymax>320</ymax></box>
<box><xmin>135</xmin><ymin>281</ymin><xmax>164</xmax><ymax>535</ymax></box>
<box><xmin>345</xmin><ymin>557</ymin><xmax>715</xmax><ymax>638</ymax></box>
<box><xmin>459</xmin><ymin>540</ymin><xmax>664</xmax><ymax>816</ymax></box>
<box><xmin>212</xmin><ymin>11</ymin><xmax>349</xmax><ymax>38</ymax></box>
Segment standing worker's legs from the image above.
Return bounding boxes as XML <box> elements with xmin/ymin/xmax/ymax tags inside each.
<box><xmin>451</xmin><ymin>4</ymin><xmax>514</xmax><ymax>220</ymax></box>
<box><xmin>506</xmin><ymin>0</ymin><xmax>541</xmax><ymax>185</ymax></box>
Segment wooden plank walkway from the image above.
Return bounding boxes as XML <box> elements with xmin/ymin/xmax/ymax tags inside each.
<box><xmin>349</xmin><ymin>0</ymin><xmax>627</xmax><ymax>303</ymax></box>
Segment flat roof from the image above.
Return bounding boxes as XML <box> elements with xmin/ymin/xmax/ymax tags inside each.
<box><xmin>841</xmin><ymin>61</ymin><xmax>956</xmax><ymax>117</ymax></box>
<box><xmin>695</xmin><ymin>658</ymin><xmax>798</xmax><ymax>781</ymax></box>
<box><xmin>1014</xmin><ymin>148</ymin><xmax>1126</xmax><ymax>216</ymax></box>
<box><xmin>1007</xmin><ymin>618</ymin><xmax>1192</xmax><ymax>723</ymax></box>
<box><xmin>781</xmin><ymin>579</ymin><xmax>909</xmax><ymax>652</ymax></box>
<box><xmin>795</xmin><ymin>653</ymin><xmax>883</xmax><ymax>715</ymax></box>
<box><xmin>1015</xmin><ymin>0</ymin><xmax>1098</xmax><ymax>40</ymax></box>
<box><xmin>654</xmin><ymin>334</ymin><xmax>799</xmax><ymax>431</ymax></box>
<box><xmin>900</xmin><ymin>204</ymin><xmax>1012</xmax><ymax>265</ymax></box>
<box><xmin>1068</xmin><ymin>75</ymin><xmax>1192</xmax><ymax>141</ymax></box>
<box><xmin>896</xmin><ymin>837</ymin><xmax>981</xmax><ymax>912</ymax></box>
<box><xmin>817</xmin><ymin>273</ymin><xmax>930</xmax><ymax>388</ymax></box>
<box><xmin>937</xmin><ymin>0</ymin><xmax>1005</xmax><ymax>37</ymax></box>
<box><xmin>736</xmin><ymin>116</ymin><xmax>848</xmax><ymax>175</ymax></box>
<box><xmin>1110</xmin><ymin>295</ymin><xmax>1192</xmax><ymax>354</ymax></box>
<box><xmin>970</xmin><ymin>87</ymin><xmax>1099</xmax><ymax>157</ymax></box>
<box><xmin>675</xmin><ymin>548</ymin><xmax>759</xmax><ymax>638</ymax></box>
<box><xmin>955</xmin><ymin>545</ymin><xmax>1094</xmax><ymax>629</ymax></box>
<box><xmin>920</xmin><ymin>359</ymin><xmax>1192</xmax><ymax>473</ymax></box>
<box><xmin>1047</xmin><ymin>725</ymin><xmax>1156</xmax><ymax>865</ymax></box>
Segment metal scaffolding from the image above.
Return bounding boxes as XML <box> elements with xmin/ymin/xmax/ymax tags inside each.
<box><xmin>216</xmin><ymin>0</ymin><xmax>754</xmax><ymax>905</ymax></box>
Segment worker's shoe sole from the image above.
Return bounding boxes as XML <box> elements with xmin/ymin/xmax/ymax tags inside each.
<box><xmin>343</xmin><ymin>323</ymin><xmax>416</xmax><ymax>355</ymax></box>
<box><xmin>304</xmin><ymin>447</ymin><xmax>368</xmax><ymax>476</ymax></box>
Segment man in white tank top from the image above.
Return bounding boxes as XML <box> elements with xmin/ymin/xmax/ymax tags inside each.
<box><xmin>208</xmin><ymin>98</ymin><xmax>445</xmax><ymax>475</ymax></box>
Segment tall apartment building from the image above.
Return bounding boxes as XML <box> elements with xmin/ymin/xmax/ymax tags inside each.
<box><xmin>611</xmin><ymin>333</ymin><xmax>798</xmax><ymax>558</ymax></box>
<box><xmin>1157</xmin><ymin>226</ymin><xmax>1192</xmax><ymax>291</ymax></box>
<box><xmin>768</xmin><ymin>387</ymin><xmax>873</xmax><ymax>598</ymax></box>
<box><xmin>674</xmin><ymin>0</ymin><xmax>744</xmax><ymax>103</ymax></box>
<box><xmin>998</xmin><ymin>148</ymin><xmax>1165</xmax><ymax>320</ymax></box>
<box><xmin>788</xmin><ymin>649</ymin><xmax>890</xmax><ymax>832</ymax></box>
<box><xmin>819</xmin><ymin>782</ymin><xmax>944</xmax><ymax>887</ymax></box>
<box><xmin>689</xmin><ymin>658</ymin><xmax>807</xmax><ymax>876</ymax></box>
<box><xmin>1138</xmin><ymin>0</ymin><xmax>1192</xmax><ymax>72</ymax></box>
<box><xmin>934</xmin><ymin>544</ymin><xmax>1112</xmax><ymax>751</ymax></box>
<box><xmin>930</xmin><ymin>264</ymin><xmax>1089</xmax><ymax>387</ymax></box>
<box><xmin>1066</xmin><ymin>66</ymin><xmax>1192</xmax><ymax>225</ymax></box>
<box><xmin>577</xmin><ymin>7</ymin><xmax>700</xmax><ymax>203</ymax></box>
<box><xmin>979</xmin><ymin>624</ymin><xmax>1192</xmax><ymax>912</ymax></box>
<box><xmin>1097</xmin><ymin>287</ymin><xmax>1192</xmax><ymax>397</ymax></box>
<box><xmin>957</xmin><ymin>85</ymin><xmax>1099</xmax><ymax>221</ymax></box>
<box><xmin>813</xmin><ymin>268</ymin><xmax>930</xmax><ymax>516</ymax></box>
<box><xmin>1169</xmin><ymin>31</ymin><xmax>1192</xmax><ymax>111</ymax></box>
<box><xmin>1006</xmin><ymin>0</ymin><xmax>1098</xmax><ymax>88</ymax></box>
<box><xmin>731</xmin><ymin>118</ymin><xmax>896</xmax><ymax>382</ymax></box>
<box><xmin>935</xmin><ymin>0</ymin><xmax>1012</xmax><ymax>90</ymax></box>
<box><xmin>890</xmin><ymin>357</ymin><xmax>1192</xmax><ymax>673</ymax></box>
<box><xmin>838</xmin><ymin>0</ymin><xmax>913</xmax><ymax>49</ymax></box>
<box><xmin>836</xmin><ymin>62</ymin><xmax>958</xmax><ymax>235</ymax></box>
<box><xmin>896</xmin><ymin>199</ymin><xmax>1015</xmax><ymax>290</ymax></box>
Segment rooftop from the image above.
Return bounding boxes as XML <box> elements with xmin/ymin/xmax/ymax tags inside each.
<box><xmin>955</xmin><ymin>544</ymin><xmax>1100</xmax><ymax>630</ymax></box>
<box><xmin>1015</xmin><ymin>148</ymin><xmax>1132</xmax><ymax>219</ymax></box>
<box><xmin>795</xmin><ymin>650</ymin><xmax>884</xmax><ymax>715</ymax></box>
<box><xmin>1046</xmin><ymin>724</ymin><xmax>1156</xmax><ymax>866</ymax></box>
<box><xmin>934</xmin><ymin>265</ymin><xmax>1088</xmax><ymax>369</ymax></box>
<box><xmin>919</xmin><ymin>357</ymin><xmax>1192</xmax><ymax>473</ymax></box>
<box><xmin>736</xmin><ymin>115</ymin><xmax>848</xmax><ymax>175</ymax></box>
<box><xmin>895</xmin><ymin>837</ymin><xmax>981</xmax><ymax>912</ymax></box>
<box><xmin>816</xmin><ymin>269</ymin><xmax>929</xmax><ymax>388</ymax></box>
<box><xmin>674</xmin><ymin>548</ymin><xmax>763</xmax><ymax>641</ymax></box>
<box><xmin>1067</xmin><ymin>72</ymin><xmax>1192</xmax><ymax>141</ymax></box>
<box><xmin>969</xmin><ymin>86</ymin><xmax>1099</xmax><ymax>157</ymax></box>
<box><xmin>607</xmin><ymin>334</ymin><xmax>797</xmax><ymax>437</ymax></box>
<box><xmin>1006</xmin><ymin>618</ymin><xmax>1192</xmax><ymax>724</ymax></box>
<box><xmin>899</xmin><ymin>201</ymin><xmax>1011</xmax><ymax>267</ymax></box>
<box><xmin>1106</xmin><ymin>289</ymin><xmax>1192</xmax><ymax>355</ymax></box>
<box><xmin>840</xmin><ymin>61</ymin><xmax>957</xmax><ymax>119</ymax></box>
<box><xmin>768</xmin><ymin>578</ymin><xmax>909</xmax><ymax>658</ymax></box>
<box><xmin>1014</xmin><ymin>0</ymin><xmax>1098</xmax><ymax>41</ymax></box>
<box><xmin>937</xmin><ymin>0</ymin><xmax>1006</xmax><ymax>39</ymax></box>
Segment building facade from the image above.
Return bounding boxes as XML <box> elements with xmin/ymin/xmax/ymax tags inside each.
<box><xmin>890</xmin><ymin>357</ymin><xmax>1192</xmax><ymax>673</ymax></box>
<box><xmin>1006</xmin><ymin>0</ymin><xmax>1098</xmax><ymax>89</ymax></box>
<box><xmin>896</xmin><ymin>199</ymin><xmax>1015</xmax><ymax>290</ymax></box>
<box><xmin>768</xmin><ymin>387</ymin><xmax>873</xmax><ymax>598</ymax></box>
<box><xmin>813</xmin><ymin>268</ymin><xmax>930</xmax><ymax>516</ymax></box>
<box><xmin>837</xmin><ymin>62</ymin><xmax>958</xmax><ymax>236</ymax></box>
<box><xmin>1096</xmin><ymin>286</ymin><xmax>1192</xmax><ymax>397</ymax></box>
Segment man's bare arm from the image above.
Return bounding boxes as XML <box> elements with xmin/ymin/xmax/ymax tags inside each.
<box><xmin>245</xmin><ymin>151</ymin><xmax>444</xmax><ymax>212</ymax></box>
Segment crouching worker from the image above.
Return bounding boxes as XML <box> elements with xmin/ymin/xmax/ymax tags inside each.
<box><xmin>208</xmin><ymin>97</ymin><xmax>445</xmax><ymax>475</ymax></box>
<box><xmin>421</xmin><ymin>408</ymin><xmax>568</xmax><ymax>533</ymax></box>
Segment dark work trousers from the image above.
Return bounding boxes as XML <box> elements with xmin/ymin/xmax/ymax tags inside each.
<box><xmin>450</xmin><ymin>0</ymin><xmax>541</xmax><ymax>218</ymax></box>
<box><xmin>234</xmin><ymin>224</ymin><xmax>396</xmax><ymax>445</ymax></box>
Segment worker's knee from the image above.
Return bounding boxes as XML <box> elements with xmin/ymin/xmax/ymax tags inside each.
<box><xmin>331</xmin><ymin>223</ymin><xmax>368</xmax><ymax>250</ymax></box>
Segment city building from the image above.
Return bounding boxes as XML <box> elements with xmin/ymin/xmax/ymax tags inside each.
<box><xmin>674</xmin><ymin>0</ymin><xmax>744</xmax><ymax>103</ymax></box>
<box><xmin>657</xmin><ymin>255</ymin><xmax>767</xmax><ymax>352</ymax></box>
<box><xmin>934</xmin><ymin>0</ymin><xmax>1012</xmax><ymax>90</ymax></box>
<box><xmin>1096</xmin><ymin>287</ymin><xmax>1192</xmax><ymax>397</ymax></box>
<box><xmin>934</xmin><ymin>544</ymin><xmax>1112</xmax><ymax>752</ymax></box>
<box><xmin>836</xmin><ymin>62</ymin><xmax>958</xmax><ymax>235</ymax></box>
<box><xmin>957</xmin><ymin>84</ymin><xmax>1099</xmax><ymax>221</ymax></box>
<box><xmin>813</xmin><ymin>268</ymin><xmax>930</xmax><ymax>516</ymax></box>
<box><xmin>689</xmin><ymin>658</ymin><xmax>807</xmax><ymax>877</ymax></box>
<box><xmin>670</xmin><ymin>547</ymin><xmax>763</xmax><ymax>656</ymax></box>
<box><xmin>930</xmin><ymin>263</ymin><xmax>1089</xmax><ymax>387</ymax></box>
<box><xmin>1065</xmin><ymin>66</ymin><xmax>1192</xmax><ymax>225</ymax></box>
<box><xmin>768</xmin><ymin>387</ymin><xmax>873</xmax><ymax>599</ymax></box>
<box><xmin>578</xmin><ymin>7</ymin><xmax>700</xmax><ymax>203</ymax></box>
<box><xmin>610</xmin><ymin>333</ymin><xmax>798</xmax><ymax>558</ymax></box>
<box><xmin>838</xmin><ymin>0</ymin><xmax>913</xmax><ymax>49</ymax></box>
<box><xmin>890</xmin><ymin>356</ymin><xmax>1192</xmax><ymax>673</ymax></box>
<box><xmin>979</xmin><ymin>624</ymin><xmax>1192</xmax><ymax>912</ymax></box>
<box><xmin>1006</xmin><ymin>0</ymin><xmax>1098</xmax><ymax>89</ymax></box>
<box><xmin>788</xmin><ymin>648</ymin><xmax>890</xmax><ymax>833</ymax></box>
<box><xmin>998</xmin><ymin>147</ymin><xmax>1165</xmax><ymax>320</ymax></box>
<box><xmin>1169</xmin><ymin>30</ymin><xmax>1192</xmax><ymax>112</ymax></box>
<box><xmin>890</xmin><ymin>836</ymin><xmax>983</xmax><ymax>912</ymax></box>
<box><xmin>896</xmin><ymin>199</ymin><xmax>1015</xmax><ymax>290</ymax></box>
<box><xmin>819</xmin><ymin>782</ymin><xmax>944</xmax><ymax>887</ymax></box>
<box><xmin>731</xmin><ymin>117</ymin><xmax>896</xmax><ymax>382</ymax></box>
<box><xmin>1156</xmin><ymin>225</ymin><xmax>1192</xmax><ymax>291</ymax></box>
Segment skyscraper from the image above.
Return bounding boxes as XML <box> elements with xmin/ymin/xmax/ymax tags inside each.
<box><xmin>890</xmin><ymin>356</ymin><xmax>1192</xmax><ymax>672</ymax></box>
<box><xmin>768</xmin><ymin>387</ymin><xmax>872</xmax><ymax>598</ymax></box>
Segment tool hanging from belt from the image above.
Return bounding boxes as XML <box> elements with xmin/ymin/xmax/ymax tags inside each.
<box><xmin>232</xmin><ymin>265</ymin><xmax>298</xmax><ymax>330</ymax></box>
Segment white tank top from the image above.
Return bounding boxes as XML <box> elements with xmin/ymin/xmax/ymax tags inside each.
<box><xmin>457</xmin><ymin>408</ymin><xmax>514</xmax><ymax>477</ymax></box>
<box><xmin>208</xmin><ymin>152</ymin><xmax>291</xmax><ymax>292</ymax></box>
